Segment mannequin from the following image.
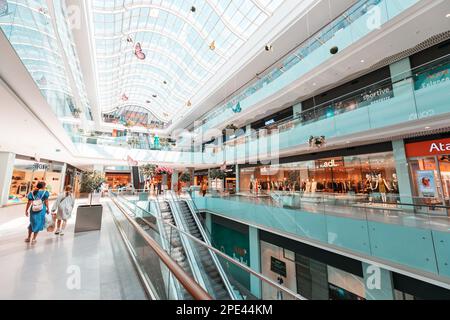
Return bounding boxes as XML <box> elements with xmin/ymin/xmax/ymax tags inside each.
<box><xmin>249</xmin><ymin>179</ymin><xmax>254</xmax><ymax>194</ymax></box>
<box><xmin>392</xmin><ymin>173</ymin><xmax>399</xmax><ymax>194</ymax></box>
<box><xmin>311</xmin><ymin>178</ymin><xmax>317</xmax><ymax>194</ymax></box>
<box><xmin>305</xmin><ymin>179</ymin><xmax>312</xmax><ymax>193</ymax></box>
<box><xmin>378</xmin><ymin>173</ymin><xmax>391</xmax><ymax>204</ymax></box>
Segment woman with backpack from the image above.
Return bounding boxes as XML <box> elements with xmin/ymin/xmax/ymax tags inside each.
<box><xmin>25</xmin><ymin>181</ymin><xmax>50</xmax><ymax>244</ymax></box>
<box><xmin>52</xmin><ymin>186</ymin><xmax>75</xmax><ymax>236</ymax></box>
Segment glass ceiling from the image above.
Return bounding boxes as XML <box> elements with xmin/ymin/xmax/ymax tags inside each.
<box><xmin>90</xmin><ymin>0</ymin><xmax>285</xmax><ymax>125</ymax></box>
<box><xmin>0</xmin><ymin>0</ymin><xmax>93</xmax><ymax>124</ymax></box>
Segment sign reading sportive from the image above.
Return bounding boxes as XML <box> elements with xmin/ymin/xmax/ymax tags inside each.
<box><xmin>405</xmin><ymin>138</ymin><xmax>450</xmax><ymax>157</ymax></box>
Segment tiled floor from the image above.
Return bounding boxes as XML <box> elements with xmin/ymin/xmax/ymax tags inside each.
<box><xmin>0</xmin><ymin>198</ymin><xmax>147</xmax><ymax>300</ymax></box>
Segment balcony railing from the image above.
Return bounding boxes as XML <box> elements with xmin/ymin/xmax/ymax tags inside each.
<box><xmin>191</xmin><ymin>191</ymin><xmax>450</xmax><ymax>281</ymax></box>
<box><xmin>195</xmin><ymin>0</ymin><xmax>419</xmax><ymax>134</ymax></box>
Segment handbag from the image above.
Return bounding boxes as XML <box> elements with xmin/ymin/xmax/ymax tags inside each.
<box><xmin>44</xmin><ymin>214</ymin><xmax>55</xmax><ymax>232</ymax></box>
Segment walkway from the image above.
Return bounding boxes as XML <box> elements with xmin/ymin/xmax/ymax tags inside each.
<box><xmin>0</xmin><ymin>198</ymin><xmax>147</xmax><ymax>300</ymax></box>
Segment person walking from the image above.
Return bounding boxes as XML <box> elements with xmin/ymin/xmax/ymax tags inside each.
<box><xmin>201</xmin><ymin>181</ymin><xmax>208</xmax><ymax>197</ymax></box>
<box><xmin>25</xmin><ymin>182</ymin><xmax>50</xmax><ymax>245</ymax></box>
<box><xmin>52</xmin><ymin>186</ymin><xmax>75</xmax><ymax>236</ymax></box>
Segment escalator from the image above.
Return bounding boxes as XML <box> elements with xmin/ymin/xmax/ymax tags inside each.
<box><xmin>157</xmin><ymin>201</ymin><xmax>195</xmax><ymax>300</ymax></box>
<box><xmin>176</xmin><ymin>200</ymin><xmax>235</xmax><ymax>300</ymax></box>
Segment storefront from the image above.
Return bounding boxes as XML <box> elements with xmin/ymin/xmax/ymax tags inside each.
<box><xmin>8</xmin><ymin>156</ymin><xmax>64</xmax><ymax>204</ymax></box>
<box><xmin>194</xmin><ymin>169</ymin><xmax>208</xmax><ymax>186</ymax></box>
<box><xmin>239</xmin><ymin>149</ymin><xmax>398</xmax><ymax>204</ymax></box>
<box><xmin>105</xmin><ymin>171</ymin><xmax>132</xmax><ymax>189</ymax></box>
<box><xmin>405</xmin><ymin>137</ymin><xmax>450</xmax><ymax>207</ymax></box>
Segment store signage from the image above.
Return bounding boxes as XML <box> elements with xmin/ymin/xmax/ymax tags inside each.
<box><xmin>32</xmin><ymin>163</ymin><xmax>48</xmax><ymax>171</ymax></box>
<box><xmin>320</xmin><ymin>159</ymin><xmax>339</xmax><ymax>168</ymax></box>
<box><xmin>362</xmin><ymin>87</ymin><xmax>392</xmax><ymax>104</ymax></box>
<box><xmin>405</xmin><ymin>138</ymin><xmax>450</xmax><ymax>157</ymax></box>
<box><xmin>270</xmin><ymin>257</ymin><xmax>287</xmax><ymax>277</ymax></box>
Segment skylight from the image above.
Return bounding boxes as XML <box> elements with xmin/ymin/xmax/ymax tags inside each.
<box><xmin>89</xmin><ymin>0</ymin><xmax>285</xmax><ymax>125</ymax></box>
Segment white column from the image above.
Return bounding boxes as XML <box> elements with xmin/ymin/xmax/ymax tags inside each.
<box><xmin>59</xmin><ymin>163</ymin><xmax>67</xmax><ymax>193</ymax></box>
<box><xmin>0</xmin><ymin>152</ymin><xmax>15</xmax><ymax>207</ymax></box>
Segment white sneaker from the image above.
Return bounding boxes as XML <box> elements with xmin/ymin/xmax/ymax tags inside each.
<box><xmin>55</xmin><ymin>229</ymin><xmax>60</xmax><ymax>235</ymax></box>
<box><xmin>59</xmin><ymin>230</ymin><xmax>64</xmax><ymax>236</ymax></box>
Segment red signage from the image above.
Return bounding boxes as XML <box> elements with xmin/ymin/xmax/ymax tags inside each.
<box><xmin>405</xmin><ymin>138</ymin><xmax>450</xmax><ymax>157</ymax></box>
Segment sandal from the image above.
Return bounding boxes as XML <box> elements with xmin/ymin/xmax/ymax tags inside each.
<box><xmin>24</xmin><ymin>238</ymin><xmax>30</xmax><ymax>243</ymax></box>
<box><xmin>31</xmin><ymin>239</ymin><xmax>37</xmax><ymax>245</ymax></box>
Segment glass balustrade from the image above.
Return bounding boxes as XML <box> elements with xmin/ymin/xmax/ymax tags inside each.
<box><xmin>110</xmin><ymin>191</ymin><xmax>304</xmax><ymax>300</ymax></box>
<box><xmin>195</xmin><ymin>0</ymin><xmax>419</xmax><ymax>134</ymax></box>
<box><xmin>189</xmin><ymin>191</ymin><xmax>450</xmax><ymax>280</ymax></box>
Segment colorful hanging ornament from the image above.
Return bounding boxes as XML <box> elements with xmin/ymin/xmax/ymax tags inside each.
<box><xmin>121</xmin><ymin>93</ymin><xmax>129</xmax><ymax>101</ymax></box>
<box><xmin>231</xmin><ymin>102</ymin><xmax>241</xmax><ymax>113</ymax></box>
<box><xmin>134</xmin><ymin>42</ymin><xmax>146</xmax><ymax>60</ymax></box>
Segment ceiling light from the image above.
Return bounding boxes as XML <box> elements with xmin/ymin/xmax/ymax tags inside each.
<box><xmin>330</xmin><ymin>46</ymin><xmax>339</xmax><ymax>55</ymax></box>
<box><xmin>312</xmin><ymin>82</ymin><xmax>317</xmax><ymax>86</ymax></box>
<box><xmin>360</xmin><ymin>59</ymin><xmax>365</xmax><ymax>63</ymax></box>
<box><xmin>425</xmin><ymin>126</ymin><xmax>431</xmax><ymax>129</ymax></box>
<box><xmin>265</xmin><ymin>44</ymin><xmax>273</xmax><ymax>52</ymax></box>
<box><xmin>152</xmin><ymin>94</ymin><xmax>157</xmax><ymax>98</ymax></box>
<box><xmin>186</xmin><ymin>100</ymin><xmax>192</xmax><ymax>107</ymax></box>
<box><xmin>163</xmin><ymin>80</ymin><xmax>167</xmax><ymax>85</ymax></box>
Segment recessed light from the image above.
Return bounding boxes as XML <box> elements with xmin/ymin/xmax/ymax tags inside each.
<box><xmin>425</xmin><ymin>126</ymin><xmax>431</xmax><ymax>129</ymax></box>
<box><xmin>312</xmin><ymin>82</ymin><xmax>317</xmax><ymax>86</ymax></box>
<box><xmin>360</xmin><ymin>59</ymin><xmax>365</xmax><ymax>63</ymax></box>
<box><xmin>446</xmin><ymin>13</ymin><xmax>450</xmax><ymax>18</ymax></box>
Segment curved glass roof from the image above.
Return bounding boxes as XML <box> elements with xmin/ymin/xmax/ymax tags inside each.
<box><xmin>90</xmin><ymin>0</ymin><xmax>285</xmax><ymax>124</ymax></box>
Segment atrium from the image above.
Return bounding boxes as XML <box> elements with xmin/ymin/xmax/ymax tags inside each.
<box><xmin>1</xmin><ymin>0</ymin><xmax>450</xmax><ymax>304</ymax></box>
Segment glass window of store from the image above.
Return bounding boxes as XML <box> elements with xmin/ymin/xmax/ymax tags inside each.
<box><xmin>8</xmin><ymin>157</ymin><xmax>63</xmax><ymax>204</ymax></box>
<box><xmin>406</xmin><ymin>138</ymin><xmax>450</xmax><ymax>207</ymax></box>
<box><xmin>239</xmin><ymin>151</ymin><xmax>398</xmax><ymax>204</ymax></box>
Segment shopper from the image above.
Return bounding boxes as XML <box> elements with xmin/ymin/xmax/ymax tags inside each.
<box><xmin>52</xmin><ymin>186</ymin><xmax>75</xmax><ymax>236</ymax></box>
<box><xmin>201</xmin><ymin>181</ymin><xmax>208</xmax><ymax>197</ymax></box>
<box><xmin>25</xmin><ymin>182</ymin><xmax>50</xmax><ymax>244</ymax></box>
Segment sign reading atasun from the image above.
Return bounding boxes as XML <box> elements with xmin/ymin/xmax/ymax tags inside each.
<box><xmin>405</xmin><ymin>138</ymin><xmax>450</xmax><ymax>157</ymax></box>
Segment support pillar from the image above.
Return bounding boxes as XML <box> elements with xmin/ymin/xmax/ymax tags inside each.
<box><xmin>392</xmin><ymin>139</ymin><xmax>414</xmax><ymax>204</ymax></box>
<box><xmin>249</xmin><ymin>226</ymin><xmax>262</xmax><ymax>298</ymax></box>
<box><xmin>362</xmin><ymin>263</ymin><xmax>395</xmax><ymax>300</ymax></box>
<box><xmin>235</xmin><ymin>164</ymin><xmax>240</xmax><ymax>193</ymax></box>
<box><xmin>171</xmin><ymin>170</ymin><xmax>179</xmax><ymax>191</ymax></box>
<box><xmin>0</xmin><ymin>152</ymin><xmax>15</xmax><ymax>207</ymax></box>
<box><xmin>59</xmin><ymin>163</ymin><xmax>67</xmax><ymax>193</ymax></box>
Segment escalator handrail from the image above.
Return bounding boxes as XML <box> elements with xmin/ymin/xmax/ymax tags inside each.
<box><xmin>135</xmin><ymin>195</ymin><xmax>305</xmax><ymax>300</ymax></box>
<box><xmin>182</xmin><ymin>196</ymin><xmax>239</xmax><ymax>300</ymax></box>
<box><xmin>110</xmin><ymin>196</ymin><xmax>213</xmax><ymax>300</ymax></box>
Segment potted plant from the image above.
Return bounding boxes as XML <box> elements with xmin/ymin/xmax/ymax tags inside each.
<box><xmin>75</xmin><ymin>171</ymin><xmax>105</xmax><ymax>233</ymax></box>
<box><xmin>180</xmin><ymin>172</ymin><xmax>192</xmax><ymax>187</ymax></box>
<box><xmin>209</xmin><ymin>168</ymin><xmax>226</xmax><ymax>192</ymax></box>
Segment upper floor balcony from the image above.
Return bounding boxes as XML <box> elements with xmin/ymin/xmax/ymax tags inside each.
<box><xmin>193</xmin><ymin>0</ymin><xmax>420</xmax><ymax>136</ymax></box>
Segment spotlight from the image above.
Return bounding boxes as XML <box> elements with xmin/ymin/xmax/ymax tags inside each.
<box><xmin>330</xmin><ymin>46</ymin><xmax>339</xmax><ymax>55</ymax></box>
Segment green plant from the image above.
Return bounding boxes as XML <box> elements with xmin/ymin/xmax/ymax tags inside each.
<box><xmin>180</xmin><ymin>172</ymin><xmax>191</xmax><ymax>183</ymax></box>
<box><xmin>210</xmin><ymin>169</ymin><xmax>225</xmax><ymax>180</ymax></box>
<box><xmin>80</xmin><ymin>171</ymin><xmax>105</xmax><ymax>205</ymax></box>
<box><xmin>141</xmin><ymin>164</ymin><xmax>156</xmax><ymax>179</ymax></box>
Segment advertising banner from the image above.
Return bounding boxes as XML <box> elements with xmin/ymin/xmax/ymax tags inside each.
<box><xmin>416</xmin><ymin>170</ymin><xmax>437</xmax><ymax>198</ymax></box>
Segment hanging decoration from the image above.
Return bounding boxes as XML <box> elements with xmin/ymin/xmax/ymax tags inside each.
<box><xmin>209</xmin><ymin>40</ymin><xmax>216</xmax><ymax>51</ymax></box>
<box><xmin>231</xmin><ymin>102</ymin><xmax>241</xmax><ymax>113</ymax></box>
<box><xmin>134</xmin><ymin>42</ymin><xmax>146</xmax><ymax>60</ymax></box>
<box><xmin>121</xmin><ymin>93</ymin><xmax>128</xmax><ymax>101</ymax></box>
<box><xmin>309</xmin><ymin>136</ymin><xmax>326</xmax><ymax>148</ymax></box>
